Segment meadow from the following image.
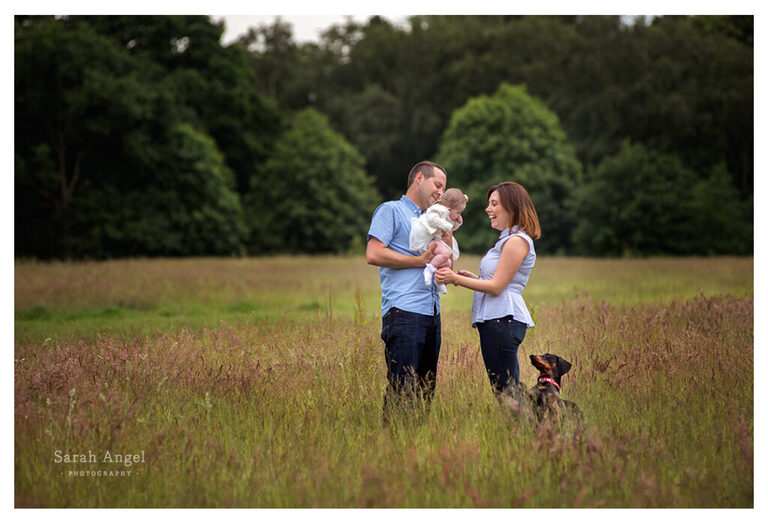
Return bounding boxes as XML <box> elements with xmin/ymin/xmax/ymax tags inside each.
<box><xmin>14</xmin><ymin>256</ymin><xmax>753</xmax><ymax>507</ymax></box>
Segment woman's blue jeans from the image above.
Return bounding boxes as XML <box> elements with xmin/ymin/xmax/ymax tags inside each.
<box><xmin>476</xmin><ymin>315</ymin><xmax>527</xmax><ymax>396</ymax></box>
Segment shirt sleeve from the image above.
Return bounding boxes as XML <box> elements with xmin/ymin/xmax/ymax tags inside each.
<box><xmin>367</xmin><ymin>202</ymin><xmax>396</xmax><ymax>247</ymax></box>
<box><xmin>509</xmin><ymin>233</ymin><xmax>534</xmax><ymax>252</ymax></box>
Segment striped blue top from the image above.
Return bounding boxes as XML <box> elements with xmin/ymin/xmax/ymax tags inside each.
<box><xmin>471</xmin><ymin>227</ymin><xmax>536</xmax><ymax>328</ymax></box>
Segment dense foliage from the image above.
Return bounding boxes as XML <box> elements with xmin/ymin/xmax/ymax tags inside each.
<box><xmin>571</xmin><ymin>142</ymin><xmax>753</xmax><ymax>256</ymax></box>
<box><xmin>15</xmin><ymin>16</ymin><xmax>265</xmax><ymax>258</ymax></box>
<box><xmin>15</xmin><ymin>15</ymin><xmax>753</xmax><ymax>258</ymax></box>
<box><xmin>245</xmin><ymin>108</ymin><xmax>380</xmax><ymax>253</ymax></box>
<box><xmin>437</xmin><ymin>84</ymin><xmax>582</xmax><ymax>254</ymax></box>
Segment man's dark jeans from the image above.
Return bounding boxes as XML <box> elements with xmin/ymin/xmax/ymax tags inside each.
<box><xmin>476</xmin><ymin>315</ymin><xmax>527</xmax><ymax>396</ymax></box>
<box><xmin>380</xmin><ymin>307</ymin><xmax>441</xmax><ymax>422</ymax></box>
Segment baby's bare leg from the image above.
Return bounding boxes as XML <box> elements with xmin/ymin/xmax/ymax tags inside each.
<box><xmin>428</xmin><ymin>241</ymin><xmax>452</xmax><ymax>269</ymax></box>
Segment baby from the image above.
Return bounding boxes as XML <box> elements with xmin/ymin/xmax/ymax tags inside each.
<box><xmin>409</xmin><ymin>188</ymin><xmax>468</xmax><ymax>294</ymax></box>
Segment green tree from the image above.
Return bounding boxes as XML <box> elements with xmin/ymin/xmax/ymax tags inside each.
<box><xmin>78</xmin><ymin>15</ymin><xmax>283</xmax><ymax>195</ymax></box>
<box><xmin>690</xmin><ymin>15</ymin><xmax>753</xmax><ymax>45</ymax></box>
<box><xmin>240</xmin><ymin>14</ymin><xmax>752</xmax><ymax>232</ymax></box>
<box><xmin>117</xmin><ymin>123</ymin><xmax>246</xmax><ymax>256</ymax></box>
<box><xmin>688</xmin><ymin>163</ymin><xmax>752</xmax><ymax>254</ymax></box>
<box><xmin>15</xmin><ymin>16</ymin><xmax>163</xmax><ymax>257</ymax></box>
<box><xmin>332</xmin><ymin>84</ymin><xmax>406</xmax><ymax>190</ymax></box>
<box><xmin>15</xmin><ymin>17</ymin><xmax>247</xmax><ymax>258</ymax></box>
<box><xmin>245</xmin><ymin>108</ymin><xmax>380</xmax><ymax>253</ymax></box>
<box><xmin>437</xmin><ymin>83</ymin><xmax>582</xmax><ymax>254</ymax></box>
<box><xmin>571</xmin><ymin>142</ymin><xmax>700</xmax><ymax>256</ymax></box>
<box><xmin>48</xmin><ymin>124</ymin><xmax>247</xmax><ymax>258</ymax></box>
<box><xmin>551</xmin><ymin>16</ymin><xmax>753</xmax><ymax>194</ymax></box>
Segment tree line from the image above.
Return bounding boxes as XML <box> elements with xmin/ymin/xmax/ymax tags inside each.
<box><xmin>15</xmin><ymin>15</ymin><xmax>753</xmax><ymax>259</ymax></box>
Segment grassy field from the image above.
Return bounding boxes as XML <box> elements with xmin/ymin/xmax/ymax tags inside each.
<box><xmin>14</xmin><ymin>255</ymin><xmax>753</xmax><ymax>507</ymax></box>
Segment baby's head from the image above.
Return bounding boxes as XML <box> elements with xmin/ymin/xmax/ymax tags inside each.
<box><xmin>439</xmin><ymin>188</ymin><xmax>468</xmax><ymax>221</ymax></box>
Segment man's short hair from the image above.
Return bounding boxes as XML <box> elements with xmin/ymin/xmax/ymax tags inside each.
<box><xmin>407</xmin><ymin>161</ymin><xmax>447</xmax><ymax>188</ymax></box>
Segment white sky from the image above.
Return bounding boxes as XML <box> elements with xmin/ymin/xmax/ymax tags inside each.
<box><xmin>214</xmin><ymin>15</ymin><xmax>393</xmax><ymax>45</ymax></box>
<box><xmin>210</xmin><ymin>3</ymin><xmax>756</xmax><ymax>45</ymax></box>
<box><xmin>213</xmin><ymin>15</ymin><xmax>659</xmax><ymax>45</ymax></box>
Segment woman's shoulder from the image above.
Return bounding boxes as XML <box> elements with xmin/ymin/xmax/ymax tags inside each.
<box><xmin>502</xmin><ymin>228</ymin><xmax>534</xmax><ymax>252</ymax></box>
<box><xmin>509</xmin><ymin>227</ymin><xmax>534</xmax><ymax>241</ymax></box>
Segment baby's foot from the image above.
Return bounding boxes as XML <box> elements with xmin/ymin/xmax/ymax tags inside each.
<box><xmin>423</xmin><ymin>264</ymin><xmax>435</xmax><ymax>287</ymax></box>
<box><xmin>437</xmin><ymin>283</ymin><xmax>448</xmax><ymax>294</ymax></box>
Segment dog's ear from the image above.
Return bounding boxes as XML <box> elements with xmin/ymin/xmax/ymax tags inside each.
<box><xmin>556</xmin><ymin>356</ymin><xmax>572</xmax><ymax>376</ymax></box>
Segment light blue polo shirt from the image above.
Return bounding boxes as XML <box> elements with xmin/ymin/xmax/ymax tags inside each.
<box><xmin>368</xmin><ymin>195</ymin><xmax>440</xmax><ymax>317</ymax></box>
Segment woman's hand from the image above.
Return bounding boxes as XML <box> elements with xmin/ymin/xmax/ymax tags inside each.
<box><xmin>456</xmin><ymin>269</ymin><xmax>478</xmax><ymax>279</ymax></box>
<box><xmin>435</xmin><ymin>268</ymin><xmax>458</xmax><ymax>285</ymax></box>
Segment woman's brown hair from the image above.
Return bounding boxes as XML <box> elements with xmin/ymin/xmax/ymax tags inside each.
<box><xmin>486</xmin><ymin>182</ymin><xmax>541</xmax><ymax>239</ymax></box>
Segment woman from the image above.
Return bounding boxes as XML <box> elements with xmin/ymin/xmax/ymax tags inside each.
<box><xmin>435</xmin><ymin>182</ymin><xmax>540</xmax><ymax>399</ymax></box>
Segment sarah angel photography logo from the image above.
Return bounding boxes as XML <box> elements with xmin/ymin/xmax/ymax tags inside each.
<box><xmin>53</xmin><ymin>449</ymin><xmax>146</xmax><ymax>478</ymax></box>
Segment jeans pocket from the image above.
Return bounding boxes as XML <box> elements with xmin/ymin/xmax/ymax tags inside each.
<box><xmin>485</xmin><ymin>319</ymin><xmax>504</xmax><ymax>353</ymax></box>
<box><xmin>381</xmin><ymin>308</ymin><xmax>400</xmax><ymax>343</ymax></box>
<box><xmin>381</xmin><ymin>310</ymin><xmax>390</xmax><ymax>342</ymax></box>
<box><xmin>501</xmin><ymin>318</ymin><xmax>525</xmax><ymax>352</ymax></box>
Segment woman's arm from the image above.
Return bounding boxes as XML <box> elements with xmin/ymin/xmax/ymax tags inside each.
<box><xmin>366</xmin><ymin>237</ymin><xmax>436</xmax><ymax>268</ymax></box>
<box><xmin>435</xmin><ymin>236</ymin><xmax>528</xmax><ymax>295</ymax></box>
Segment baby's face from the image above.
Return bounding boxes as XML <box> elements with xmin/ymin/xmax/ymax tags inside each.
<box><xmin>449</xmin><ymin>203</ymin><xmax>466</xmax><ymax>222</ymax></box>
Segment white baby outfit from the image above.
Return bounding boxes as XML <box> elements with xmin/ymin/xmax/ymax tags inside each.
<box><xmin>409</xmin><ymin>203</ymin><xmax>461</xmax><ymax>294</ymax></box>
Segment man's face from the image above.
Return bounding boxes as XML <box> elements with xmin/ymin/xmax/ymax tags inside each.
<box><xmin>415</xmin><ymin>170</ymin><xmax>446</xmax><ymax>210</ymax></box>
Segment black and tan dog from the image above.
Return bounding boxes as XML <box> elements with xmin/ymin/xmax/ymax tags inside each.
<box><xmin>527</xmin><ymin>353</ymin><xmax>582</xmax><ymax>424</ymax></box>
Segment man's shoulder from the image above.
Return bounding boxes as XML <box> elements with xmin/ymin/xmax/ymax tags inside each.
<box><xmin>372</xmin><ymin>198</ymin><xmax>409</xmax><ymax>219</ymax></box>
<box><xmin>378</xmin><ymin>198</ymin><xmax>406</xmax><ymax>210</ymax></box>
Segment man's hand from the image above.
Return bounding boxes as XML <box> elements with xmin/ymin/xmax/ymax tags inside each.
<box><xmin>418</xmin><ymin>243</ymin><xmax>436</xmax><ymax>266</ymax></box>
<box><xmin>366</xmin><ymin>237</ymin><xmax>436</xmax><ymax>269</ymax></box>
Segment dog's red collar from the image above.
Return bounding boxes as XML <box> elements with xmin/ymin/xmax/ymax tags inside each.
<box><xmin>538</xmin><ymin>377</ymin><xmax>560</xmax><ymax>390</ymax></box>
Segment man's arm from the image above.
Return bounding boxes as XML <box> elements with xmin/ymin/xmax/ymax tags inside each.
<box><xmin>366</xmin><ymin>237</ymin><xmax>435</xmax><ymax>269</ymax></box>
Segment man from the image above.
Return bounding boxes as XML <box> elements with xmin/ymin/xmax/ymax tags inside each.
<box><xmin>366</xmin><ymin>161</ymin><xmax>448</xmax><ymax>423</ymax></box>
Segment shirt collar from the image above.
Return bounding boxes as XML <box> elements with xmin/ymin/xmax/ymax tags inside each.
<box><xmin>499</xmin><ymin>226</ymin><xmax>521</xmax><ymax>240</ymax></box>
<box><xmin>400</xmin><ymin>195</ymin><xmax>421</xmax><ymax>215</ymax></box>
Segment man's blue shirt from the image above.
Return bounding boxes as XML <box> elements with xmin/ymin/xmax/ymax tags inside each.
<box><xmin>368</xmin><ymin>195</ymin><xmax>440</xmax><ymax>317</ymax></box>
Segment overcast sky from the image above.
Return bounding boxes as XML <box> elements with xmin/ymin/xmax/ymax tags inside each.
<box><xmin>214</xmin><ymin>15</ymin><xmax>395</xmax><ymax>45</ymax></box>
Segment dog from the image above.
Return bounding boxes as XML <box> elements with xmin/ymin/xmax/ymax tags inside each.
<box><xmin>498</xmin><ymin>352</ymin><xmax>583</xmax><ymax>427</ymax></box>
<box><xmin>527</xmin><ymin>353</ymin><xmax>582</xmax><ymax>425</ymax></box>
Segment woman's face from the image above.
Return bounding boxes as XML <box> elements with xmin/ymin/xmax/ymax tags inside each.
<box><xmin>485</xmin><ymin>190</ymin><xmax>510</xmax><ymax>231</ymax></box>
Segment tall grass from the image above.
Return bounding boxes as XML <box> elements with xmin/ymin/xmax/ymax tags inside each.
<box><xmin>14</xmin><ymin>256</ymin><xmax>753</xmax><ymax>507</ymax></box>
